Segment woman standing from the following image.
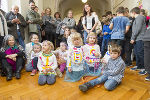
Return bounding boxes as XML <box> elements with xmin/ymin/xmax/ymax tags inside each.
<box><xmin>82</xmin><ymin>4</ymin><xmax>98</xmax><ymax>44</ymax></box>
<box><xmin>42</xmin><ymin>8</ymin><xmax>55</xmax><ymax>45</ymax></box>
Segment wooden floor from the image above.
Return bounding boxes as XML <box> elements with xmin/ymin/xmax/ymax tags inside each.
<box><xmin>0</xmin><ymin>67</ymin><xmax>150</xmax><ymax>100</ymax></box>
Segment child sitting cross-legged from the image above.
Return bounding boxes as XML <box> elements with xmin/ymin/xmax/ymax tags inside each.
<box><xmin>37</xmin><ymin>40</ymin><xmax>57</xmax><ymax>85</ymax></box>
<box><xmin>79</xmin><ymin>44</ymin><xmax>125</xmax><ymax>91</ymax></box>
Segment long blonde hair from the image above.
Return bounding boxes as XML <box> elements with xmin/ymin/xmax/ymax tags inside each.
<box><xmin>42</xmin><ymin>40</ymin><xmax>54</xmax><ymax>51</ymax></box>
<box><xmin>71</xmin><ymin>32</ymin><xmax>83</xmax><ymax>46</ymax></box>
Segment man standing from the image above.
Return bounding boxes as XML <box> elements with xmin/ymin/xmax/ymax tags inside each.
<box><xmin>26</xmin><ymin>1</ymin><xmax>42</xmax><ymax>36</ymax></box>
<box><xmin>6</xmin><ymin>5</ymin><xmax>26</xmax><ymax>48</ymax></box>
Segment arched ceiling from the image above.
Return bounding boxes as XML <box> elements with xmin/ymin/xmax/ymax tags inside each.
<box><xmin>58</xmin><ymin>0</ymin><xmax>111</xmax><ymax>21</ymax></box>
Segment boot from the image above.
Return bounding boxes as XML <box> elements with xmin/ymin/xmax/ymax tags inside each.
<box><xmin>79</xmin><ymin>82</ymin><xmax>92</xmax><ymax>92</ymax></box>
<box><xmin>16</xmin><ymin>66</ymin><xmax>23</xmax><ymax>79</ymax></box>
<box><xmin>6</xmin><ymin>68</ymin><xmax>12</xmax><ymax>81</ymax></box>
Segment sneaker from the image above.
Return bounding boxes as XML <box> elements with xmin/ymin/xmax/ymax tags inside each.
<box><xmin>130</xmin><ymin>66</ymin><xmax>138</xmax><ymax>71</ymax></box>
<box><xmin>138</xmin><ymin>70</ymin><xmax>147</xmax><ymax>75</ymax></box>
<box><xmin>145</xmin><ymin>76</ymin><xmax>150</xmax><ymax>81</ymax></box>
<box><xmin>30</xmin><ymin>69</ymin><xmax>37</xmax><ymax>76</ymax></box>
<box><xmin>56</xmin><ymin>68</ymin><xmax>63</xmax><ymax>78</ymax></box>
<box><xmin>79</xmin><ymin>84</ymin><xmax>88</xmax><ymax>92</ymax></box>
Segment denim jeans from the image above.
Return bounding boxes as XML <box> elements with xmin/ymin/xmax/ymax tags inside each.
<box><xmin>88</xmin><ymin>75</ymin><xmax>118</xmax><ymax>91</ymax></box>
<box><xmin>38</xmin><ymin>74</ymin><xmax>56</xmax><ymax>85</ymax></box>
<box><xmin>101</xmin><ymin>38</ymin><xmax>111</xmax><ymax>57</ymax></box>
<box><xmin>84</xmin><ymin>30</ymin><xmax>88</xmax><ymax>44</ymax></box>
<box><xmin>25</xmin><ymin>62</ymin><xmax>33</xmax><ymax>72</ymax></box>
<box><xmin>17</xmin><ymin>31</ymin><xmax>25</xmax><ymax>49</ymax></box>
<box><xmin>144</xmin><ymin>41</ymin><xmax>150</xmax><ymax>74</ymax></box>
<box><xmin>134</xmin><ymin>40</ymin><xmax>144</xmax><ymax>69</ymax></box>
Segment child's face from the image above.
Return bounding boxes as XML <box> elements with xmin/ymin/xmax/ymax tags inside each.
<box><xmin>31</xmin><ymin>35</ymin><xmax>39</xmax><ymax>43</ymax></box>
<box><xmin>60</xmin><ymin>43</ymin><xmax>66</xmax><ymax>51</ymax></box>
<box><xmin>42</xmin><ymin>42</ymin><xmax>50</xmax><ymax>53</ymax></box>
<box><xmin>110</xmin><ymin>51</ymin><xmax>120</xmax><ymax>60</ymax></box>
<box><xmin>33</xmin><ymin>45</ymin><xmax>41</xmax><ymax>53</ymax></box>
<box><xmin>88</xmin><ymin>36</ymin><xmax>96</xmax><ymax>44</ymax></box>
<box><xmin>8</xmin><ymin>37</ymin><xmax>15</xmax><ymax>47</ymax></box>
<box><xmin>65</xmin><ymin>29</ymin><xmax>70</xmax><ymax>38</ymax></box>
<box><xmin>73</xmin><ymin>38</ymin><xmax>81</xmax><ymax>46</ymax></box>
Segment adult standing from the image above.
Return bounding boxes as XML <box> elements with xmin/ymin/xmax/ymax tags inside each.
<box><xmin>56</xmin><ymin>10</ymin><xmax>76</xmax><ymax>38</ymax></box>
<box><xmin>82</xmin><ymin>3</ymin><xmax>98</xmax><ymax>43</ymax></box>
<box><xmin>42</xmin><ymin>8</ymin><xmax>56</xmax><ymax>45</ymax></box>
<box><xmin>54</xmin><ymin>12</ymin><xmax>62</xmax><ymax>47</ymax></box>
<box><xmin>0</xmin><ymin>9</ymin><xmax>8</xmax><ymax>48</ymax></box>
<box><xmin>6</xmin><ymin>5</ymin><xmax>26</xmax><ymax>49</ymax></box>
<box><xmin>26</xmin><ymin>1</ymin><xmax>42</xmax><ymax>36</ymax></box>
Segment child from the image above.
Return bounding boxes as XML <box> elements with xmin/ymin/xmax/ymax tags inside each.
<box><xmin>61</xmin><ymin>27</ymin><xmax>73</xmax><ymax>48</ymax></box>
<box><xmin>130</xmin><ymin>7</ymin><xmax>147</xmax><ymax>73</ymax></box>
<box><xmin>101</xmin><ymin>17</ymin><xmax>112</xmax><ymax>57</ymax></box>
<box><xmin>79</xmin><ymin>44</ymin><xmax>125</xmax><ymax>91</ymax></box>
<box><xmin>109</xmin><ymin>6</ymin><xmax>130</xmax><ymax>47</ymax></box>
<box><xmin>37</xmin><ymin>40</ymin><xmax>57</xmax><ymax>85</ymax></box>
<box><xmin>64</xmin><ymin>32</ymin><xmax>85</xmax><ymax>82</ymax></box>
<box><xmin>30</xmin><ymin>43</ymin><xmax>42</xmax><ymax>76</ymax></box>
<box><xmin>53</xmin><ymin>42</ymin><xmax>67</xmax><ymax>73</ymax></box>
<box><xmin>83</xmin><ymin>32</ymin><xmax>101</xmax><ymax>76</ymax></box>
<box><xmin>25</xmin><ymin>34</ymin><xmax>40</xmax><ymax>72</ymax></box>
<box><xmin>0</xmin><ymin>35</ymin><xmax>25</xmax><ymax>81</ymax></box>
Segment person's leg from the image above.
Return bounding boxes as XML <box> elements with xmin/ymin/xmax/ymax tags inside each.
<box><xmin>47</xmin><ymin>74</ymin><xmax>56</xmax><ymax>85</ymax></box>
<box><xmin>60</xmin><ymin>63</ymin><xmax>66</xmax><ymax>73</ymax></box>
<box><xmin>101</xmin><ymin>38</ymin><xmax>106</xmax><ymax>57</ymax></box>
<box><xmin>25</xmin><ymin>62</ymin><xmax>33</xmax><ymax>72</ymax></box>
<box><xmin>125</xmin><ymin>39</ymin><xmax>133</xmax><ymax>66</ymax></box>
<box><xmin>144</xmin><ymin>41</ymin><xmax>150</xmax><ymax>80</ymax></box>
<box><xmin>1</xmin><ymin>59</ymin><xmax>13</xmax><ymax>81</ymax></box>
<box><xmin>32</xmin><ymin>57</ymin><xmax>38</xmax><ymax>70</ymax></box>
<box><xmin>38</xmin><ymin>75</ymin><xmax>47</xmax><ymax>85</ymax></box>
<box><xmin>104</xmin><ymin>79</ymin><xmax>119</xmax><ymax>91</ymax></box>
<box><xmin>16</xmin><ymin>56</ymin><xmax>24</xmax><ymax>79</ymax></box>
<box><xmin>84</xmin><ymin>31</ymin><xmax>88</xmax><ymax>44</ymax></box>
<box><xmin>79</xmin><ymin>75</ymin><xmax>108</xmax><ymax>92</ymax></box>
<box><xmin>136</xmin><ymin>41</ymin><xmax>144</xmax><ymax>69</ymax></box>
<box><xmin>17</xmin><ymin>31</ymin><xmax>25</xmax><ymax>49</ymax></box>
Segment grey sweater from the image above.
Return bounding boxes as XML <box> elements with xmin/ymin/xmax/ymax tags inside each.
<box><xmin>131</xmin><ymin>15</ymin><xmax>147</xmax><ymax>41</ymax></box>
<box><xmin>103</xmin><ymin>56</ymin><xmax>125</xmax><ymax>83</ymax></box>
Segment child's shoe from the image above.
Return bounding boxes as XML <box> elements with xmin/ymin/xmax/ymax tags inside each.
<box><xmin>56</xmin><ymin>68</ymin><xmax>63</xmax><ymax>78</ymax></box>
<box><xmin>30</xmin><ymin>69</ymin><xmax>37</xmax><ymax>76</ymax></box>
<box><xmin>145</xmin><ymin>76</ymin><xmax>150</xmax><ymax>81</ymax></box>
<box><xmin>79</xmin><ymin>82</ymin><xmax>92</xmax><ymax>92</ymax></box>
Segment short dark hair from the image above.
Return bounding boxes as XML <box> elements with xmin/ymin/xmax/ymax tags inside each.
<box><xmin>116</xmin><ymin>6</ymin><xmax>125</xmax><ymax>14</ymax></box>
<box><xmin>29</xmin><ymin>0</ymin><xmax>35</xmax><ymax>4</ymax></box>
<box><xmin>106</xmin><ymin>11</ymin><xmax>112</xmax><ymax>16</ymax></box>
<box><xmin>102</xmin><ymin>15</ymin><xmax>106</xmax><ymax>17</ymax></box>
<box><xmin>125</xmin><ymin>7</ymin><xmax>129</xmax><ymax>13</ymax></box>
<box><xmin>130</xmin><ymin>7</ymin><xmax>140</xmax><ymax>14</ymax></box>
<box><xmin>140</xmin><ymin>9</ymin><xmax>146</xmax><ymax>15</ymax></box>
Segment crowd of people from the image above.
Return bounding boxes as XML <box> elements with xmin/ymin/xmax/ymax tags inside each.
<box><xmin>0</xmin><ymin>1</ymin><xmax>150</xmax><ymax>92</ymax></box>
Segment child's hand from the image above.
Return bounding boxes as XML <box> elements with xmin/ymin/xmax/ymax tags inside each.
<box><xmin>43</xmin><ymin>69</ymin><xmax>47</xmax><ymax>74</ymax></box>
<box><xmin>12</xmin><ymin>58</ymin><xmax>16</xmax><ymax>62</ymax></box>
<box><xmin>95</xmin><ymin>53</ymin><xmax>99</xmax><ymax>57</ymax></box>
<box><xmin>68</xmin><ymin>67</ymin><xmax>72</xmax><ymax>72</ymax></box>
<box><xmin>104</xmin><ymin>32</ymin><xmax>108</xmax><ymax>35</ymax></box>
<box><xmin>46</xmin><ymin>68</ymin><xmax>53</xmax><ymax>72</ymax></box>
<box><xmin>102</xmin><ymin>58</ymin><xmax>107</xmax><ymax>64</ymax></box>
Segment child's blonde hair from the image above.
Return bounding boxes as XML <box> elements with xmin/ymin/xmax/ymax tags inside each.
<box><xmin>71</xmin><ymin>32</ymin><xmax>83</xmax><ymax>46</ymax></box>
<box><xmin>110</xmin><ymin>43</ymin><xmax>122</xmax><ymax>54</ymax></box>
<box><xmin>86</xmin><ymin>32</ymin><xmax>97</xmax><ymax>44</ymax></box>
<box><xmin>42</xmin><ymin>40</ymin><xmax>54</xmax><ymax>51</ymax></box>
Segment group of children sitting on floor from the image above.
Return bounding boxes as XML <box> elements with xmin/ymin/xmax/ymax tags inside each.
<box><xmin>0</xmin><ymin>31</ymin><xmax>125</xmax><ymax>92</ymax></box>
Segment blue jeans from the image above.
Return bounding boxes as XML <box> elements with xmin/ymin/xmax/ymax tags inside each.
<box><xmin>101</xmin><ymin>38</ymin><xmax>110</xmax><ymax>56</ymax></box>
<box><xmin>84</xmin><ymin>30</ymin><xmax>88</xmax><ymax>44</ymax></box>
<box><xmin>134</xmin><ymin>40</ymin><xmax>144</xmax><ymax>69</ymax></box>
<box><xmin>25</xmin><ymin>62</ymin><xmax>33</xmax><ymax>72</ymax></box>
<box><xmin>17</xmin><ymin>31</ymin><xmax>25</xmax><ymax>49</ymax></box>
<box><xmin>38</xmin><ymin>74</ymin><xmax>56</xmax><ymax>85</ymax></box>
<box><xmin>88</xmin><ymin>75</ymin><xmax>118</xmax><ymax>91</ymax></box>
